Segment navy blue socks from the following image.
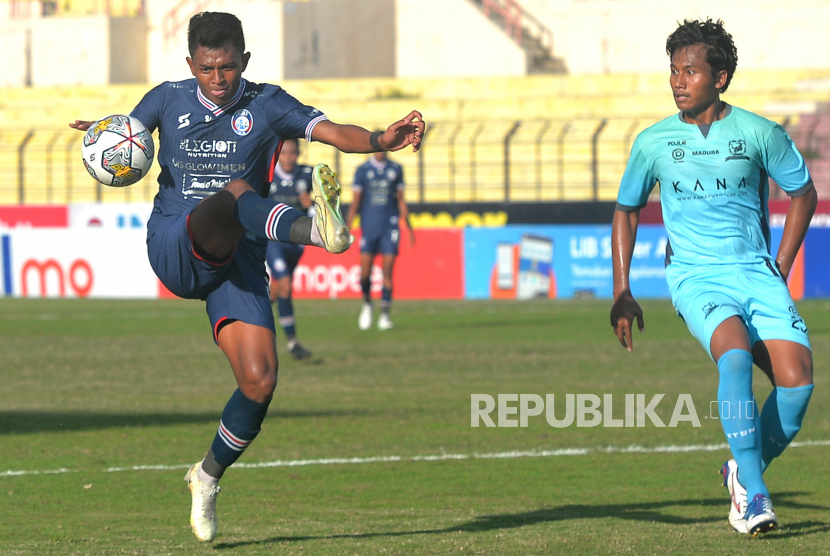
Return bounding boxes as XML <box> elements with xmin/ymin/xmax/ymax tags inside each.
<box><xmin>203</xmin><ymin>388</ymin><xmax>271</xmax><ymax>479</ymax></box>
<box><xmin>234</xmin><ymin>190</ymin><xmax>304</xmax><ymax>243</ymax></box>
<box><xmin>277</xmin><ymin>296</ymin><xmax>296</xmax><ymax>338</ymax></box>
<box><xmin>361</xmin><ymin>277</ymin><xmax>371</xmax><ymax>304</ymax></box>
<box><xmin>381</xmin><ymin>287</ymin><xmax>393</xmax><ymax>315</ymax></box>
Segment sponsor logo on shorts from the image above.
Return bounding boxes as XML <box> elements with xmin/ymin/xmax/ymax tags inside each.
<box><xmin>789</xmin><ymin>306</ymin><xmax>808</xmax><ymax>333</ymax></box>
<box><xmin>702</xmin><ymin>302</ymin><xmax>719</xmax><ymax>319</ymax></box>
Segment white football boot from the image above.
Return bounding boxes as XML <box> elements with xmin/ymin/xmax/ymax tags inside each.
<box><xmin>744</xmin><ymin>493</ymin><xmax>778</xmax><ymax>536</ymax></box>
<box><xmin>311</xmin><ymin>164</ymin><xmax>353</xmax><ymax>254</ymax></box>
<box><xmin>377</xmin><ymin>313</ymin><xmax>394</xmax><ymax>331</ymax></box>
<box><xmin>184</xmin><ymin>462</ymin><xmax>221</xmax><ymax>542</ymax></box>
<box><xmin>358</xmin><ymin>303</ymin><xmax>373</xmax><ymax>331</ymax></box>
<box><xmin>721</xmin><ymin>459</ymin><xmax>748</xmax><ymax>533</ymax></box>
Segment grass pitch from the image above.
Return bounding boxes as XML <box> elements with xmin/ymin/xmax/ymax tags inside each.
<box><xmin>1</xmin><ymin>298</ymin><xmax>829</xmax><ymax>555</ymax></box>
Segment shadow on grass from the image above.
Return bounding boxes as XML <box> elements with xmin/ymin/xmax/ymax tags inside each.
<box><xmin>0</xmin><ymin>408</ymin><xmax>372</xmax><ymax>434</ymax></box>
<box><xmin>214</xmin><ymin>491</ymin><xmax>830</xmax><ymax>549</ymax></box>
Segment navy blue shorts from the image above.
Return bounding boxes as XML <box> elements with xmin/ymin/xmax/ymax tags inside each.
<box><xmin>266</xmin><ymin>241</ymin><xmax>305</xmax><ymax>280</ymax></box>
<box><xmin>360</xmin><ymin>224</ymin><xmax>399</xmax><ymax>255</ymax></box>
<box><xmin>147</xmin><ymin>212</ymin><xmax>275</xmax><ymax>342</ymax></box>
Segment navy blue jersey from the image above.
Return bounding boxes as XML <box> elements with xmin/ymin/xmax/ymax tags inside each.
<box><xmin>131</xmin><ymin>78</ymin><xmax>327</xmax><ymax>219</ymax></box>
<box><xmin>268</xmin><ymin>163</ymin><xmax>312</xmax><ymax>212</ymax></box>
<box><xmin>352</xmin><ymin>158</ymin><xmax>404</xmax><ymax>232</ymax></box>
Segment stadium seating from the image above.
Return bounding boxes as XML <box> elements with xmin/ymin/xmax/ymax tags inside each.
<box><xmin>1</xmin><ymin>70</ymin><xmax>828</xmax><ymax>205</ymax></box>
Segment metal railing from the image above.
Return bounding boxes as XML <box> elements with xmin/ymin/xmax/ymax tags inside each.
<box><xmin>1</xmin><ymin>116</ymin><xmax>825</xmax><ymax>206</ymax></box>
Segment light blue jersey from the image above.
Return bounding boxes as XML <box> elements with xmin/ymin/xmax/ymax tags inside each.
<box><xmin>617</xmin><ymin>105</ymin><xmax>812</xmax><ymax>266</ymax></box>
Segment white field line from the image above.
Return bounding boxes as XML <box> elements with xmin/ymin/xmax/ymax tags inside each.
<box><xmin>3</xmin><ymin>439</ymin><xmax>830</xmax><ymax>479</ymax></box>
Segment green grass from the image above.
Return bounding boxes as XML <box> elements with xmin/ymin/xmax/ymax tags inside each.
<box><xmin>1</xmin><ymin>298</ymin><xmax>829</xmax><ymax>555</ymax></box>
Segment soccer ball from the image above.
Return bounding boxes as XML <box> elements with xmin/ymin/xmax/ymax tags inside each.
<box><xmin>81</xmin><ymin>115</ymin><xmax>154</xmax><ymax>187</ymax></box>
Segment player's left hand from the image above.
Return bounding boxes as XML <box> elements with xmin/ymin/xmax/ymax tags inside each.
<box><xmin>381</xmin><ymin>111</ymin><xmax>426</xmax><ymax>152</ymax></box>
<box><xmin>408</xmin><ymin>230</ymin><xmax>416</xmax><ymax>247</ymax></box>
<box><xmin>610</xmin><ymin>291</ymin><xmax>644</xmax><ymax>352</ymax></box>
<box><xmin>69</xmin><ymin>120</ymin><xmax>94</xmax><ymax>131</ymax></box>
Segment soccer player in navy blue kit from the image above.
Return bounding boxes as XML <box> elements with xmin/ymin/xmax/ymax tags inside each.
<box><xmin>70</xmin><ymin>12</ymin><xmax>424</xmax><ymax>543</ymax></box>
<box><xmin>611</xmin><ymin>19</ymin><xmax>815</xmax><ymax>536</ymax></box>
<box><xmin>346</xmin><ymin>150</ymin><xmax>414</xmax><ymax>331</ymax></box>
<box><xmin>266</xmin><ymin>138</ymin><xmax>313</xmax><ymax>359</ymax></box>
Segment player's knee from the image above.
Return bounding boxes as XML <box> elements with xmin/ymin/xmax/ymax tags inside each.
<box><xmin>224</xmin><ymin>179</ymin><xmax>255</xmax><ymax>199</ymax></box>
<box><xmin>241</xmin><ymin>358</ymin><xmax>279</xmax><ymax>402</ymax></box>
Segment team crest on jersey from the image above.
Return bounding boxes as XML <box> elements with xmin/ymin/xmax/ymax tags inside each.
<box><xmin>232</xmin><ymin>109</ymin><xmax>253</xmax><ymax>136</ymax></box>
<box><xmin>726</xmin><ymin>139</ymin><xmax>749</xmax><ymax>161</ymax></box>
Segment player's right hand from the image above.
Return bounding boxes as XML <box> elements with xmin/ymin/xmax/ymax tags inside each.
<box><xmin>69</xmin><ymin>120</ymin><xmax>94</xmax><ymax>131</ymax></box>
<box><xmin>610</xmin><ymin>291</ymin><xmax>644</xmax><ymax>352</ymax></box>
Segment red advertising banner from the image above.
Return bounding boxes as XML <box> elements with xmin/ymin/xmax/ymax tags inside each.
<box><xmin>292</xmin><ymin>228</ymin><xmax>464</xmax><ymax>299</ymax></box>
<box><xmin>0</xmin><ymin>206</ymin><xmax>68</xmax><ymax>228</ymax></box>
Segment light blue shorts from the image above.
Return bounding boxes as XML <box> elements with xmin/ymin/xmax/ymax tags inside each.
<box><xmin>666</xmin><ymin>259</ymin><xmax>810</xmax><ymax>360</ymax></box>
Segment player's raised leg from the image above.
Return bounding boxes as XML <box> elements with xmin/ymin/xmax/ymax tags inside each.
<box><xmin>188</xmin><ymin>178</ymin><xmax>351</xmax><ymax>262</ymax></box>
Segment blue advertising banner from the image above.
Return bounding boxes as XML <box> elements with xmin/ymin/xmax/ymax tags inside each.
<box><xmin>464</xmin><ymin>225</ymin><xmax>670</xmax><ymax>299</ymax></box>
<box><xmin>804</xmin><ymin>228</ymin><xmax>830</xmax><ymax>297</ymax></box>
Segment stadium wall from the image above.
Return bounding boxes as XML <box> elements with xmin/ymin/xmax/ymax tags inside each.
<box><xmin>2</xmin><ymin>203</ymin><xmax>830</xmax><ymax>301</ymax></box>
<box><xmin>395</xmin><ymin>0</ymin><xmax>526</xmax><ymax>78</ymax></box>
<box><xmin>283</xmin><ymin>0</ymin><xmax>396</xmax><ymax>80</ymax></box>
<box><xmin>522</xmin><ymin>0</ymin><xmax>830</xmax><ymax>74</ymax></box>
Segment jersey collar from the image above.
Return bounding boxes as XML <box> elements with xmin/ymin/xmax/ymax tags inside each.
<box><xmin>274</xmin><ymin>163</ymin><xmax>294</xmax><ymax>181</ymax></box>
<box><xmin>196</xmin><ymin>79</ymin><xmax>247</xmax><ymax>117</ymax></box>
<box><xmin>368</xmin><ymin>157</ymin><xmax>388</xmax><ymax>172</ymax></box>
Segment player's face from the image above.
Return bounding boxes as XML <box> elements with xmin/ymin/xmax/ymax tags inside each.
<box><xmin>186</xmin><ymin>43</ymin><xmax>251</xmax><ymax>106</ymax></box>
<box><xmin>669</xmin><ymin>45</ymin><xmax>727</xmax><ymax>116</ymax></box>
<box><xmin>279</xmin><ymin>141</ymin><xmax>299</xmax><ymax>172</ymax></box>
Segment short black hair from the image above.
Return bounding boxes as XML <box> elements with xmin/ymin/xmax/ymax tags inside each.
<box><xmin>666</xmin><ymin>18</ymin><xmax>738</xmax><ymax>93</ymax></box>
<box><xmin>187</xmin><ymin>12</ymin><xmax>245</xmax><ymax>57</ymax></box>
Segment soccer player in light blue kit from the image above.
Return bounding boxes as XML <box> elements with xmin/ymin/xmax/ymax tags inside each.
<box><xmin>610</xmin><ymin>19</ymin><xmax>816</xmax><ymax>536</ymax></box>
<box><xmin>266</xmin><ymin>138</ymin><xmax>314</xmax><ymax>359</ymax></box>
<box><xmin>70</xmin><ymin>12</ymin><xmax>424</xmax><ymax>543</ymax></box>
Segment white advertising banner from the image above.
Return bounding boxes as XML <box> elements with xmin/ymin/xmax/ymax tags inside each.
<box><xmin>0</xmin><ymin>229</ymin><xmax>158</xmax><ymax>299</ymax></box>
<box><xmin>69</xmin><ymin>203</ymin><xmax>155</xmax><ymax>229</ymax></box>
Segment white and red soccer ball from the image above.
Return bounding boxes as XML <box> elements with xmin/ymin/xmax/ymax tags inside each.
<box><xmin>82</xmin><ymin>115</ymin><xmax>154</xmax><ymax>187</ymax></box>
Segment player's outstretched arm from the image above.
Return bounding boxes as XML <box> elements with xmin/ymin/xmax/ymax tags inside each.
<box><xmin>775</xmin><ymin>185</ymin><xmax>817</xmax><ymax>281</ymax></box>
<box><xmin>610</xmin><ymin>209</ymin><xmax>644</xmax><ymax>351</ymax></box>
<box><xmin>69</xmin><ymin>120</ymin><xmax>94</xmax><ymax>131</ymax></box>
<box><xmin>311</xmin><ymin>111</ymin><xmax>425</xmax><ymax>153</ymax></box>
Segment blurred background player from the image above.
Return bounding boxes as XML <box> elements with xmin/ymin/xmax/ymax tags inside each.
<box><xmin>610</xmin><ymin>19</ymin><xmax>815</xmax><ymax>536</ymax></box>
<box><xmin>266</xmin><ymin>138</ymin><xmax>313</xmax><ymax>359</ymax></box>
<box><xmin>347</xmin><ymin>150</ymin><xmax>414</xmax><ymax>331</ymax></box>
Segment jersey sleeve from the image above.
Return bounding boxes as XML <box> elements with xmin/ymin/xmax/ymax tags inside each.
<box><xmin>616</xmin><ymin>134</ymin><xmax>658</xmax><ymax>211</ymax></box>
<box><xmin>129</xmin><ymin>82</ymin><xmax>166</xmax><ymax>133</ymax></box>
<box><xmin>352</xmin><ymin>166</ymin><xmax>366</xmax><ymax>193</ymax></box>
<box><xmin>762</xmin><ymin>124</ymin><xmax>813</xmax><ymax>196</ymax></box>
<box><xmin>264</xmin><ymin>86</ymin><xmax>327</xmax><ymax>143</ymax></box>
